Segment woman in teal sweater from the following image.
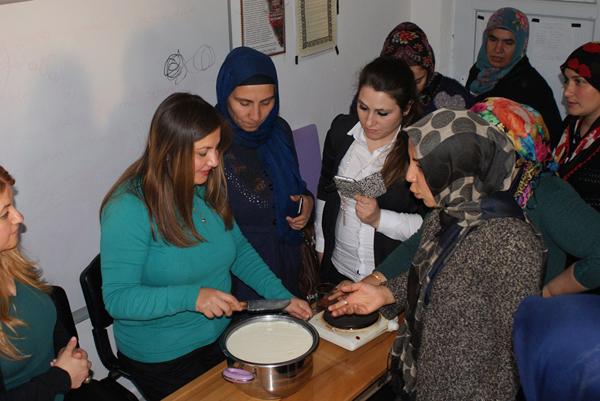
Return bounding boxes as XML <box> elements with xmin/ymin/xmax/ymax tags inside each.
<box><xmin>354</xmin><ymin>98</ymin><xmax>600</xmax><ymax>296</ymax></box>
<box><xmin>100</xmin><ymin>93</ymin><xmax>311</xmax><ymax>401</ymax></box>
<box><xmin>0</xmin><ymin>165</ymin><xmax>92</xmax><ymax>401</ymax></box>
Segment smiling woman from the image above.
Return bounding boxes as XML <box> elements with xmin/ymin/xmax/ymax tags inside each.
<box><xmin>99</xmin><ymin>92</ymin><xmax>311</xmax><ymax>401</ymax></box>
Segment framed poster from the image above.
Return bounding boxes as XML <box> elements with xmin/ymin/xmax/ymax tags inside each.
<box><xmin>241</xmin><ymin>0</ymin><xmax>285</xmax><ymax>56</ymax></box>
<box><xmin>296</xmin><ymin>0</ymin><xmax>337</xmax><ymax>57</ymax></box>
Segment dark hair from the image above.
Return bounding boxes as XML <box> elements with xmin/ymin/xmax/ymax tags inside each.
<box><xmin>357</xmin><ymin>57</ymin><xmax>422</xmax><ymax>186</ymax></box>
<box><xmin>101</xmin><ymin>93</ymin><xmax>233</xmax><ymax>247</ymax></box>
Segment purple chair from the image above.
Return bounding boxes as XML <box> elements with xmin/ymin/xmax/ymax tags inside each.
<box><xmin>292</xmin><ymin>124</ymin><xmax>321</xmax><ymax>196</ymax></box>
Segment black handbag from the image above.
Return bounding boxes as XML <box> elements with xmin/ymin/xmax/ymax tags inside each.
<box><xmin>298</xmin><ymin>224</ymin><xmax>320</xmax><ymax>298</ymax></box>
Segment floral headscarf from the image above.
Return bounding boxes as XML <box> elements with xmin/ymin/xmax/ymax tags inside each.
<box><xmin>470</xmin><ymin>8</ymin><xmax>529</xmax><ymax>95</ymax></box>
<box><xmin>471</xmin><ymin>97</ymin><xmax>557</xmax><ymax>208</ymax></box>
<box><xmin>380</xmin><ymin>22</ymin><xmax>435</xmax><ymax>88</ymax></box>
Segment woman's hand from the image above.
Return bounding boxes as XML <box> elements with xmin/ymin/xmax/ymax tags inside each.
<box><xmin>286</xmin><ymin>194</ymin><xmax>314</xmax><ymax>230</ymax></box>
<box><xmin>53</xmin><ymin>337</ymin><xmax>92</xmax><ymax>389</ymax></box>
<box><xmin>328</xmin><ymin>274</ymin><xmax>383</xmax><ymax>300</ymax></box>
<box><xmin>195</xmin><ymin>288</ymin><xmax>242</xmax><ymax>318</ymax></box>
<box><xmin>354</xmin><ymin>195</ymin><xmax>380</xmax><ymax>228</ymax></box>
<box><xmin>328</xmin><ymin>282</ymin><xmax>394</xmax><ymax>317</ymax></box>
<box><xmin>328</xmin><ymin>279</ymin><xmax>354</xmax><ymax>300</ymax></box>
<box><xmin>284</xmin><ymin>297</ymin><xmax>313</xmax><ymax>320</ymax></box>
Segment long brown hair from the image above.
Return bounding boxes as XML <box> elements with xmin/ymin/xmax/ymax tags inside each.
<box><xmin>357</xmin><ymin>57</ymin><xmax>423</xmax><ymax>186</ymax></box>
<box><xmin>101</xmin><ymin>93</ymin><xmax>233</xmax><ymax>247</ymax></box>
<box><xmin>0</xmin><ymin>166</ymin><xmax>49</xmax><ymax>360</ymax></box>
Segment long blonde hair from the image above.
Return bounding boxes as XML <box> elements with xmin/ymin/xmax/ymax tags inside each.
<box><xmin>0</xmin><ymin>166</ymin><xmax>49</xmax><ymax>360</ymax></box>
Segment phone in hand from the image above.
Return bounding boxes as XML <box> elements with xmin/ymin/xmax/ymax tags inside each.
<box><xmin>296</xmin><ymin>196</ymin><xmax>304</xmax><ymax>216</ymax></box>
<box><xmin>333</xmin><ymin>175</ymin><xmax>361</xmax><ymax>198</ymax></box>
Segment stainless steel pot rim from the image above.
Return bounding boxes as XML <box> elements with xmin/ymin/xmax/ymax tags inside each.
<box><xmin>219</xmin><ymin>313</ymin><xmax>320</xmax><ymax>367</ymax></box>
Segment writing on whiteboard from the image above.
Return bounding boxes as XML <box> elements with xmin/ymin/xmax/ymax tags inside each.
<box><xmin>163</xmin><ymin>45</ymin><xmax>215</xmax><ymax>85</ymax></box>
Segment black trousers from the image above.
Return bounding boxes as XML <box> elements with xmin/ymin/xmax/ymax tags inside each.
<box><xmin>118</xmin><ymin>341</ymin><xmax>224</xmax><ymax>401</ymax></box>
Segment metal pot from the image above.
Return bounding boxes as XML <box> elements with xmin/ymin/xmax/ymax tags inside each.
<box><xmin>219</xmin><ymin>314</ymin><xmax>319</xmax><ymax>399</ymax></box>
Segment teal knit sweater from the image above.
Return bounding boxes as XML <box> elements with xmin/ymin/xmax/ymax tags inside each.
<box><xmin>378</xmin><ymin>174</ymin><xmax>600</xmax><ymax>288</ymax></box>
<box><xmin>100</xmin><ymin>184</ymin><xmax>292</xmax><ymax>363</ymax></box>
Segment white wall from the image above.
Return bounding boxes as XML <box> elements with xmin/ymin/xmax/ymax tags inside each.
<box><xmin>255</xmin><ymin>0</ymin><xmax>413</xmax><ymax>148</ymax></box>
<box><xmin>0</xmin><ymin>0</ymin><xmax>408</xmax><ymax>395</ymax></box>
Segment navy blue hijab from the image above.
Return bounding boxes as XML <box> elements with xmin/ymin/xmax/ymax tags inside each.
<box><xmin>216</xmin><ymin>47</ymin><xmax>305</xmax><ymax>244</ymax></box>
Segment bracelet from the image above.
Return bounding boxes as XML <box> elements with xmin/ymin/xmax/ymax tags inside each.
<box><xmin>370</xmin><ymin>271</ymin><xmax>388</xmax><ymax>286</ymax></box>
<box><xmin>83</xmin><ymin>370</ymin><xmax>93</xmax><ymax>385</ymax></box>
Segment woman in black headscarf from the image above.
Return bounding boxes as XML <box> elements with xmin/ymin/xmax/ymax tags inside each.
<box><xmin>329</xmin><ymin>109</ymin><xmax>544</xmax><ymax>401</ymax></box>
<box><xmin>555</xmin><ymin>41</ymin><xmax>600</xmax><ymax>212</ymax></box>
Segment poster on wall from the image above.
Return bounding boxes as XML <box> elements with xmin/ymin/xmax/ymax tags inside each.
<box><xmin>241</xmin><ymin>0</ymin><xmax>285</xmax><ymax>56</ymax></box>
<box><xmin>295</xmin><ymin>0</ymin><xmax>337</xmax><ymax>57</ymax></box>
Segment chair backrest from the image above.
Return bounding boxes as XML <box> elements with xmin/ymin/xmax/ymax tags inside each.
<box><xmin>50</xmin><ymin>285</ymin><xmax>78</xmax><ymax>339</ymax></box>
<box><xmin>292</xmin><ymin>124</ymin><xmax>321</xmax><ymax>196</ymax></box>
<box><xmin>80</xmin><ymin>254</ymin><xmax>124</xmax><ymax>378</ymax></box>
<box><xmin>54</xmin><ymin>282</ymin><xmax>139</xmax><ymax>401</ymax></box>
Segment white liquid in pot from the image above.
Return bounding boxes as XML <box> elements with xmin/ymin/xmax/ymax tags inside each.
<box><xmin>226</xmin><ymin>320</ymin><xmax>314</xmax><ymax>364</ymax></box>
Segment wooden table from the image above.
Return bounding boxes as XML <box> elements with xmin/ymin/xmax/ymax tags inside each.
<box><xmin>163</xmin><ymin>331</ymin><xmax>395</xmax><ymax>401</ymax></box>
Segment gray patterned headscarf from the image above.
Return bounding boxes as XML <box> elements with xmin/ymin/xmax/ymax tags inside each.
<box><xmin>392</xmin><ymin>108</ymin><xmax>516</xmax><ymax>396</ymax></box>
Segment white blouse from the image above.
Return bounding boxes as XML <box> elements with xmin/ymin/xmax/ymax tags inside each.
<box><xmin>315</xmin><ymin>122</ymin><xmax>422</xmax><ymax>281</ymax></box>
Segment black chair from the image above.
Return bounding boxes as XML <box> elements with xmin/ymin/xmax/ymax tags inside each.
<box><xmin>49</xmin><ymin>285</ymin><xmax>138</xmax><ymax>401</ymax></box>
<box><xmin>79</xmin><ymin>254</ymin><xmax>141</xmax><ymax>399</ymax></box>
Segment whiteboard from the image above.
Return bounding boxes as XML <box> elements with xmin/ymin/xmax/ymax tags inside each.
<box><xmin>474</xmin><ymin>10</ymin><xmax>594</xmax><ymax>116</ymax></box>
<box><xmin>0</xmin><ymin>0</ymin><xmax>229</xmax><ymax>310</ymax></box>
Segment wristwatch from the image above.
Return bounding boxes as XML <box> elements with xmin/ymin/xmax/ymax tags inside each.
<box><xmin>370</xmin><ymin>271</ymin><xmax>388</xmax><ymax>286</ymax></box>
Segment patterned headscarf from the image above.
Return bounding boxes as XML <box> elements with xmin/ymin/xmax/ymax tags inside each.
<box><xmin>393</xmin><ymin>109</ymin><xmax>517</xmax><ymax>396</ymax></box>
<box><xmin>216</xmin><ymin>47</ymin><xmax>305</xmax><ymax>244</ymax></box>
<box><xmin>561</xmin><ymin>41</ymin><xmax>600</xmax><ymax>92</ymax></box>
<box><xmin>555</xmin><ymin>42</ymin><xmax>600</xmax><ymax>170</ymax></box>
<box><xmin>406</xmin><ymin>109</ymin><xmax>516</xmax><ymax>225</ymax></box>
<box><xmin>471</xmin><ymin>97</ymin><xmax>558</xmax><ymax>207</ymax></box>
<box><xmin>381</xmin><ymin>22</ymin><xmax>435</xmax><ymax>88</ymax></box>
<box><xmin>470</xmin><ymin>8</ymin><xmax>529</xmax><ymax>95</ymax></box>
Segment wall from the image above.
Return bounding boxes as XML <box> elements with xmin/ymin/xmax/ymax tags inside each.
<box><xmin>0</xmin><ymin>0</ymin><xmax>409</xmax><ymax>396</ymax></box>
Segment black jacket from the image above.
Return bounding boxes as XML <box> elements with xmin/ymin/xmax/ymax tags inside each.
<box><xmin>467</xmin><ymin>56</ymin><xmax>563</xmax><ymax>149</ymax></box>
<box><xmin>317</xmin><ymin>114</ymin><xmax>422</xmax><ymax>279</ymax></box>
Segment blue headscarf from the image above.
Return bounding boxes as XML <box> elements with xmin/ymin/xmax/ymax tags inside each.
<box><xmin>216</xmin><ymin>46</ymin><xmax>305</xmax><ymax>244</ymax></box>
<box><xmin>470</xmin><ymin>7</ymin><xmax>529</xmax><ymax>95</ymax></box>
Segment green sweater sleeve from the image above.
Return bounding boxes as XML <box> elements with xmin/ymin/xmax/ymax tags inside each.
<box><xmin>529</xmin><ymin>174</ymin><xmax>600</xmax><ymax>289</ymax></box>
<box><xmin>377</xmin><ymin>229</ymin><xmax>422</xmax><ymax>279</ymax></box>
<box><xmin>100</xmin><ymin>193</ymin><xmax>199</xmax><ymax>320</ymax></box>
<box><xmin>229</xmin><ymin>223</ymin><xmax>293</xmax><ymax>300</ymax></box>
